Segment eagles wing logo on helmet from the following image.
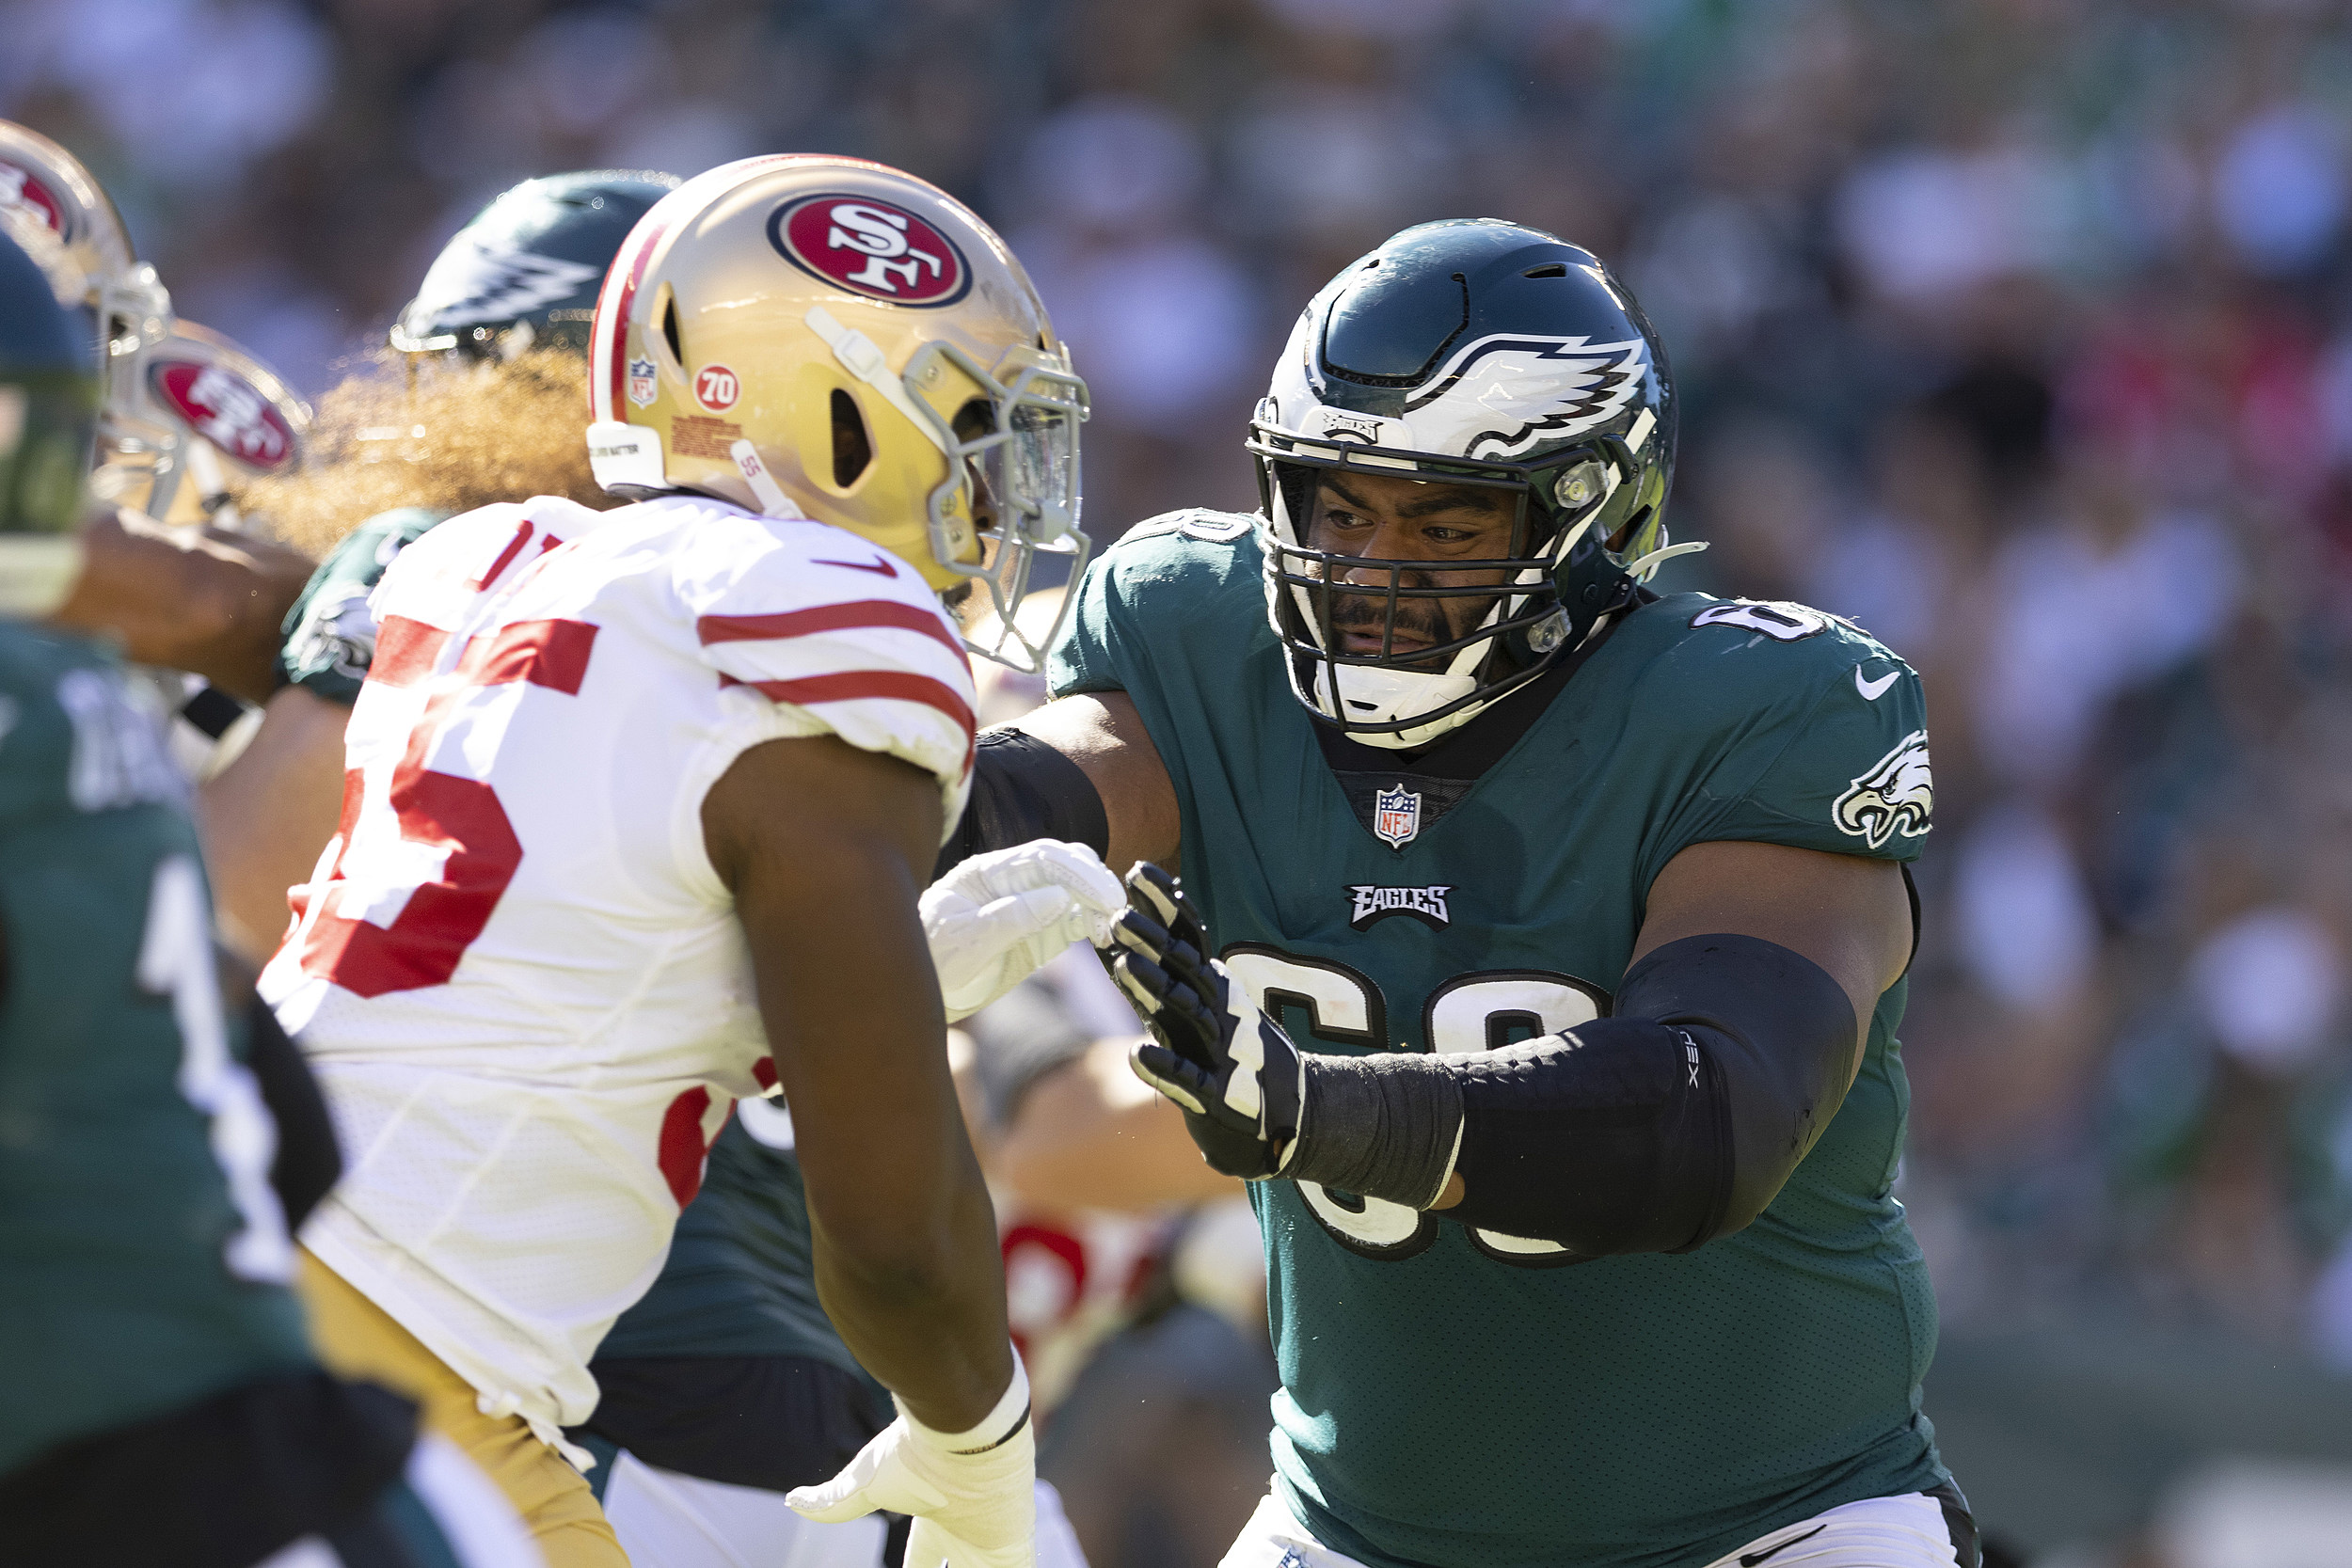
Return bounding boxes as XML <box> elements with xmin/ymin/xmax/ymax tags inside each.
<box><xmin>421</xmin><ymin>241</ymin><xmax>602</xmax><ymax>326</ymax></box>
<box><xmin>1402</xmin><ymin>333</ymin><xmax>1645</xmax><ymax>461</ymax></box>
<box><xmin>1834</xmin><ymin>731</ymin><xmax>1933</xmax><ymax>849</ymax></box>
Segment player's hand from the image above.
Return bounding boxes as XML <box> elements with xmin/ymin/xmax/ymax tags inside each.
<box><xmin>787</xmin><ymin>1362</ymin><xmax>1037</xmax><ymax>1568</ymax></box>
<box><xmin>921</xmin><ymin>841</ymin><xmax>1123</xmax><ymax>1022</ymax></box>
<box><xmin>1108</xmin><ymin>862</ymin><xmax>1303</xmax><ymax>1180</ymax></box>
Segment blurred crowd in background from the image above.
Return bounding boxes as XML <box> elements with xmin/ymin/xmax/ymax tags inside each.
<box><xmin>22</xmin><ymin>0</ymin><xmax>2352</xmax><ymax>1560</ymax></box>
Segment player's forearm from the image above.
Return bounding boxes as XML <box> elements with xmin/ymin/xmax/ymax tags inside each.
<box><xmin>713</xmin><ymin>736</ymin><xmax>1016</xmax><ymax>1431</ymax></box>
<box><xmin>195</xmin><ymin>686</ymin><xmax>351</xmax><ymax>960</ymax></box>
<box><xmin>935</xmin><ymin>694</ymin><xmax>1179</xmax><ymax>878</ymax></box>
<box><xmin>808</xmin><ymin>1166</ymin><xmax>1014</xmax><ymax>1430</ymax></box>
<box><xmin>996</xmin><ymin>1042</ymin><xmax>1242</xmax><ymax>1214</ymax></box>
<box><xmin>51</xmin><ymin>508</ymin><xmax>313</xmax><ymax>703</ymax></box>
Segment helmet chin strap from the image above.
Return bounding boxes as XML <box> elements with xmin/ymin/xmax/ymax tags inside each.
<box><xmin>1314</xmin><ymin>662</ymin><xmax>1486</xmax><ymax>751</ymax></box>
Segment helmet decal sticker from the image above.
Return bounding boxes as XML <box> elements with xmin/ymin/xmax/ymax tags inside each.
<box><xmin>0</xmin><ymin>162</ymin><xmax>63</xmax><ymax>236</ymax></box>
<box><xmin>692</xmin><ymin>363</ymin><xmax>739</xmax><ymax>411</ymax></box>
<box><xmin>147</xmin><ymin>357</ymin><xmax>296</xmax><ymax>471</ymax></box>
<box><xmin>1402</xmin><ymin>333</ymin><xmax>1646</xmax><ymax>460</ymax></box>
<box><xmin>419</xmin><ymin>239</ymin><xmax>602</xmax><ymax>326</ymax></box>
<box><xmin>1834</xmin><ymin>730</ymin><xmax>1933</xmax><ymax>849</ymax></box>
<box><xmin>767</xmin><ymin>194</ymin><xmax>972</xmax><ymax>307</ymax></box>
<box><xmin>627</xmin><ymin>356</ymin><xmax>657</xmax><ymax>406</ymax></box>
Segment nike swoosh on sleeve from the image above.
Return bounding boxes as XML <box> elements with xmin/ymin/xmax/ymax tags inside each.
<box><xmin>1740</xmin><ymin>1522</ymin><xmax>1828</xmax><ymax>1566</ymax></box>
<box><xmin>812</xmin><ymin>556</ymin><xmax>901</xmax><ymax>578</ymax></box>
<box><xmin>1854</xmin><ymin>667</ymin><xmax>1899</xmax><ymax>701</ymax></box>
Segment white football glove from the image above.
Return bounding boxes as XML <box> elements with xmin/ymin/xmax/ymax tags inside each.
<box><xmin>787</xmin><ymin>1357</ymin><xmax>1036</xmax><ymax>1568</ymax></box>
<box><xmin>922</xmin><ymin>841</ymin><xmax>1122</xmax><ymax>1022</ymax></box>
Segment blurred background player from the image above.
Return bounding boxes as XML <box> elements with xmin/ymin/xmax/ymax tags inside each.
<box><xmin>0</xmin><ymin>226</ymin><xmax>539</xmax><ymax>1568</ymax></box>
<box><xmin>0</xmin><ymin>119</ymin><xmax>315</xmax><ymax>713</ymax></box>
<box><xmin>254</xmin><ymin>153</ymin><xmax>1109</xmax><ymax>1568</ymax></box>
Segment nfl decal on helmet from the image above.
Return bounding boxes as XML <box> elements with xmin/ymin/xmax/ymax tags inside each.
<box><xmin>585</xmin><ymin>155</ymin><xmax>1089</xmax><ymax>673</ymax></box>
<box><xmin>1249</xmin><ymin>219</ymin><xmax>1692</xmax><ymax>749</ymax></box>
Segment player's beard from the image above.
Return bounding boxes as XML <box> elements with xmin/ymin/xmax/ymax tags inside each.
<box><xmin>1323</xmin><ymin>580</ymin><xmax>1495</xmax><ymax>669</ymax></box>
<box><xmin>233</xmin><ymin>346</ymin><xmax>619</xmax><ymax>558</ymax></box>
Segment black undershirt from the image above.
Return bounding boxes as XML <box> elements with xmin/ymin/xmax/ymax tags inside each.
<box><xmin>1312</xmin><ymin>611</ymin><xmax>1625</xmax><ymax>842</ymax></box>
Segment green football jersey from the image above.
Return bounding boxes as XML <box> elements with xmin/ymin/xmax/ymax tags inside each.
<box><xmin>0</xmin><ymin>626</ymin><xmax>312</xmax><ymax>1477</ymax></box>
<box><xmin>276</xmin><ymin>507</ymin><xmax>862</xmax><ymax>1377</ymax></box>
<box><xmin>1048</xmin><ymin>513</ymin><xmax>1947</xmax><ymax>1568</ymax></box>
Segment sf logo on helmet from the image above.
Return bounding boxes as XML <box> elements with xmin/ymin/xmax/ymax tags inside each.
<box><xmin>768</xmin><ymin>193</ymin><xmax>971</xmax><ymax>308</ymax></box>
<box><xmin>149</xmin><ymin>359</ymin><xmax>295</xmax><ymax>470</ymax></box>
<box><xmin>0</xmin><ymin>162</ymin><xmax>63</xmax><ymax>235</ymax></box>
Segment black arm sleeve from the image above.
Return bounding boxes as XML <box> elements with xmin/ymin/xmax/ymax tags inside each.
<box><xmin>1282</xmin><ymin>933</ymin><xmax>1858</xmax><ymax>1256</ymax></box>
<box><xmin>245</xmin><ymin>994</ymin><xmax>342</xmax><ymax>1230</ymax></box>
<box><xmin>931</xmin><ymin>726</ymin><xmax>1110</xmax><ymax>879</ymax></box>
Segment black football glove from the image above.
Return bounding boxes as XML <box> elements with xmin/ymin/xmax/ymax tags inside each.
<box><xmin>1105</xmin><ymin>862</ymin><xmax>1303</xmax><ymax>1180</ymax></box>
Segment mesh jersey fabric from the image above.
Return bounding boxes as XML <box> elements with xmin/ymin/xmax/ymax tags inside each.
<box><xmin>261</xmin><ymin>493</ymin><xmax>976</xmax><ymax>1441</ymax></box>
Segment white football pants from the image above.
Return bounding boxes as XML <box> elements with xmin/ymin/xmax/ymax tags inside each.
<box><xmin>1218</xmin><ymin>1487</ymin><xmax>1962</xmax><ymax>1568</ymax></box>
<box><xmin>597</xmin><ymin>1450</ymin><xmax>1089</xmax><ymax>1568</ymax></box>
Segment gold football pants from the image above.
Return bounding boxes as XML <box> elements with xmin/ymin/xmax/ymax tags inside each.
<box><xmin>297</xmin><ymin>1247</ymin><xmax>628</xmax><ymax>1568</ymax></box>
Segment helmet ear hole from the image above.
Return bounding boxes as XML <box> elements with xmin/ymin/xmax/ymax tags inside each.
<box><xmin>660</xmin><ymin>294</ymin><xmax>683</xmax><ymax>364</ymax></box>
<box><xmin>831</xmin><ymin>388</ymin><xmax>872</xmax><ymax>487</ymax></box>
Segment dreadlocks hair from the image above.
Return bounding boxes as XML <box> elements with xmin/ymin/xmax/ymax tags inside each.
<box><xmin>235</xmin><ymin>345</ymin><xmax>618</xmax><ymax>559</ymax></box>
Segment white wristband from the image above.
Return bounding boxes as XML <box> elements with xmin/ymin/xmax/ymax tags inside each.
<box><xmin>898</xmin><ymin>1351</ymin><xmax>1031</xmax><ymax>1455</ymax></box>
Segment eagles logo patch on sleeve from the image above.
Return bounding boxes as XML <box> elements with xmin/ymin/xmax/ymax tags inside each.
<box><xmin>1834</xmin><ymin>730</ymin><xmax>1933</xmax><ymax>848</ymax></box>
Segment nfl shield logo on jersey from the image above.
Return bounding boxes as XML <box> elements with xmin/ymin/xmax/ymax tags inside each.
<box><xmin>1374</xmin><ymin>784</ymin><xmax>1422</xmax><ymax>848</ymax></box>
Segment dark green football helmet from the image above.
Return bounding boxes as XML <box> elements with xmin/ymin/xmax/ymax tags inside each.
<box><xmin>390</xmin><ymin>169</ymin><xmax>681</xmax><ymax>357</ymax></box>
<box><xmin>0</xmin><ymin>225</ymin><xmax>99</xmax><ymax>615</ymax></box>
<box><xmin>1248</xmin><ymin>219</ymin><xmax>1686</xmax><ymax>749</ymax></box>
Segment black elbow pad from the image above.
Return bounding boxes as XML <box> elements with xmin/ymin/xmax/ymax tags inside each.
<box><xmin>1447</xmin><ymin>933</ymin><xmax>1856</xmax><ymax>1255</ymax></box>
<box><xmin>932</xmin><ymin>728</ymin><xmax>1109</xmax><ymax>879</ymax></box>
<box><xmin>1448</xmin><ymin>1018</ymin><xmax>1723</xmax><ymax>1255</ymax></box>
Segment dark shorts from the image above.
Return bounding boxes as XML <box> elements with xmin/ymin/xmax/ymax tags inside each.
<box><xmin>0</xmin><ymin>1368</ymin><xmax>417</xmax><ymax>1568</ymax></box>
<box><xmin>569</xmin><ymin>1353</ymin><xmax>889</xmax><ymax>1498</ymax></box>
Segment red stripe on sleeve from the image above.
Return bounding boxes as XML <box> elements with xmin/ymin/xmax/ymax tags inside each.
<box><xmin>460</xmin><ymin>618</ymin><xmax>600</xmax><ymax>695</ymax></box>
<box><xmin>726</xmin><ymin>669</ymin><xmax>977</xmax><ymax>776</ymax></box>
<box><xmin>470</xmin><ymin>521</ymin><xmax>534</xmax><ymax>591</ymax></box>
<box><xmin>370</xmin><ymin>616</ymin><xmax>452</xmax><ymax>688</ymax></box>
<box><xmin>696</xmin><ymin>600</ymin><xmax>963</xmax><ymax>662</ymax></box>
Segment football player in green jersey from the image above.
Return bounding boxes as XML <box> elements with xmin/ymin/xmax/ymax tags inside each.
<box><xmin>0</xmin><ymin>230</ymin><xmax>539</xmax><ymax>1567</ymax></box>
<box><xmin>930</xmin><ymin>219</ymin><xmax>1979</xmax><ymax>1568</ymax></box>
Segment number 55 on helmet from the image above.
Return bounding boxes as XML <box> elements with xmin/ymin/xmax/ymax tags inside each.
<box><xmin>585</xmin><ymin>154</ymin><xmax>1088</xmax><ymax>672</ymax></box>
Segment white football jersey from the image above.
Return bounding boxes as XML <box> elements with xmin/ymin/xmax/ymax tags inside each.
<box><xmin>260</xmin><ymin>492</ymin><xmax>976</xmax><ymax>1447</ymax></box>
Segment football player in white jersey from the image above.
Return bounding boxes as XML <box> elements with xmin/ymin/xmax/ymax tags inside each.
<box><xmin>259</xmin><ymin>155</ymin><xmax>1107</xmax><ymax>1568</ymax></box>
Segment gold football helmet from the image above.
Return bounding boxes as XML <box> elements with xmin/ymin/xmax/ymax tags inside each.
<box><xmin>585</xmin><ymin>154</ymin><xmax>1088</xmax><ymax>671</ymax></box>
<box><xmin>0</xmin><ymin>122</ymin><xmax>307</xmax><ymax>523</ymax></box>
